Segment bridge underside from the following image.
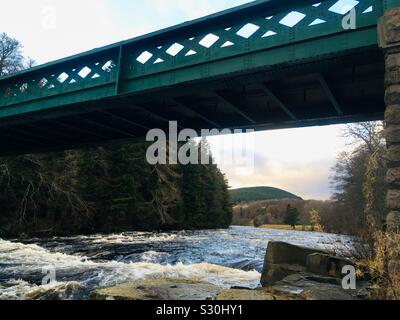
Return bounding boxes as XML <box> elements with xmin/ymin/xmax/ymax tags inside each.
<box><xmin>0</xmin><ymin>46</ymin><xmax>384</xmax><ymax>155</ymax></box>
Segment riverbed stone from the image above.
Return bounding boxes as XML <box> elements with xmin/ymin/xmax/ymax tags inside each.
<box><xmin>272</xmin><ymin>273</ymin><xmax>356</xmax><ymax>300</ymax></box>
<box><xmin>261</xmin><ymin>263</ymin><xmax>306</xmax><ymax>287</ymax></box>
<box><xmin>263</xmin><ymin>242</ymin><xmax>332</xmax><ymax>266</ymax></box>
<box><xmin>215</xmin><ymin>288</ymin><xmax>294</xmax><ymax>301</ymax></box>
<box><xmin>261</xmin><ymin>242</ymin><xmax>332</xmax><ymax>286</ymax></box>
<box><xmin>90</xmin><ymin>278</ymin><xmax>221</xmax><ymax>300</ymax></box>
<box><xmin>306</xmin><ymin>254</ymin><xmax>354</xmax><ymax>278</ymax></box>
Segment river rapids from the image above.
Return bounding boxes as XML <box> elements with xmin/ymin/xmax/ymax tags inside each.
<box><xmin>0</xmin><ymin>226</ymin><xmax>354</xmax><ymax>300</ymax></box>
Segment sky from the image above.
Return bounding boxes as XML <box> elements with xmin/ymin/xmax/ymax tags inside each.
<box><xmin>0</xmin><ymin>0</ymin><xmax>358</xmax><ymax>200</ymax></box>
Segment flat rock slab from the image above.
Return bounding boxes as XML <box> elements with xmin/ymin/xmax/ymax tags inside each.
<box><xmin>216</xmin><ymin>288</ymin><xmax>300</xmax><ymax>300</ymax></box>
<box><xmin>271</xmin><ymin>273</ymin><xmax>356</xmax><ymax>300</ymax></box>
<box><xmin>90</xmin><ymin>278</ymin><xmax>221</xmax><ymax>301</ymax></box>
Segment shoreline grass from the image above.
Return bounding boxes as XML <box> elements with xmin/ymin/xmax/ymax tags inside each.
<box><xmin>259</xmin><ymin>224</ymin><xmax>323</xmax><ymax>232</ymax></box>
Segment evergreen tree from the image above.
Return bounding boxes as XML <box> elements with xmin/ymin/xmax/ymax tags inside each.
<box><xmin>284</xmin><ymin>205</ymin><xmax>300</xmax><ymax>230</ymax></box>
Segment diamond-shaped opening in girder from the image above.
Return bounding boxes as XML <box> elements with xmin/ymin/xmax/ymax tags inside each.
<box><xmin>57</xmin><ymin>72</ymin><xmax>69</xmax><ymax>83</ymax></box>
<box><xmin>266</xmin><ymin>16</ymin><xmax>273</xmax><ymax>20</ymax></box>
<box><xmin>154</xmin><ymin>58</ymin><xmax>164</xmax><ymax>64</ymax></box>
<box><xmin>78</xmin><ymin>67</ymin><xmax>91</xmax><ymax>79</ymax></box>
<box><xmin>166</xmin><ymin>43</ymin><xmax>184</xmax><ymax>56</ymax></box>
<box><xmin>225</xmin><ymin>27</ymin><xmax>232</xmax><ymax>31</ymax></box>
<box><xmin>309</xmin><ymin>18</ymin><xmax>326</xmax><ymax>26</ymax></box>
<box><xmin>312</xmin><ymin>2</ymin><xmax>321</xmax><ymax>7</ymax></box>
<box><xmin>221</xmin><ymin>41</ymin><xmax>234</xmax><ymax>48</ymax></box>
<box><xmin>279</xmin><ymin>11</ymin><xmax>306</xmax><ymax>27</ymax></box>
<box><xmin>48</xmin><ymin>84</ymin><xmax>55</xmax><ymax>89</ymax></box>
<box><xmin>236</xmin><ymin>23</ymin><xmax>260</xmax><ymax>38</ymax></box>
<box><xmin>92</xmin><ymin>74</ymin><xmax>100</xmax><ymax>79</ymax></box>
<box><xmin>199</xmin><ymin>34</ymin><xmax>220</xmax><ymax>48</ymax></box>
<box><xmin>185</xmin><ymin>50</ymin><xmax>197</xmax><ymax>56</ymax></box>
<box><xmin>262</xmin><ymin>30</ymin><xmax>277</xmax><ymax>38</ymax></box>
<box><xmin>329</xmin><ymin>0</ymin><xmax>359</xmax><ymax>15</ymax></box>
<box><xmin>102</xmin><ymin>60</ymin><xmax>114</xmax><ymax>71</ymax></box>
<box><xmin>363</xmin><ymin>6</ymin><xmax>373</xmax><ymax>13</ymax></box>
<box><xmin>20</xmin><ymin>83</ymin><xmax>28</xmax><ymax>93</ymax></box>
<box><xmin>69</xmin><ymin>79</ymin><xmax>77</xmax><ymax>84</ymax></box>
<box><xmin>38</xmin><ymin>78</ymin><xmax>48</xmax><ymax>88</ymax></box>
<box><xmin>136</xmin><ymin>51</ymin><xmax>153</xmax><ymax>64</ymax></box>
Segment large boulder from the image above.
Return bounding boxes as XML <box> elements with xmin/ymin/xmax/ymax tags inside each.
<box><xmin>306</xmin><ymin>254</ymin><xmax>354</xmax><ymax>278</ymax></box>
<box><xmin>261</xmin><ymin>242</ymin><xmax>331</xmax><ymax>286</ymax></box>
<box><xmin>271</xmin><ymin>273</ymin><xmax>356</xmax><ymax>301</ymax></box>
<box><xmin>90</xmin><ymin>278</ymin><xmax>221</xmax><ymax>300</ymax></box>
<box><xmin>216</xmin><ymin>289</ymin><xmax>277</xmax><ymax>301</ymax></box>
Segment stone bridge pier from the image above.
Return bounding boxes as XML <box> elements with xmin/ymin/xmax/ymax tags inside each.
<box><xmin>381</xmin><ymin>8</ymin><xmax>400</xmax><ymax>232</ymax></box>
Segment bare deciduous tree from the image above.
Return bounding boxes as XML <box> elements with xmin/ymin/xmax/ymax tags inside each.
<box><xmin>0</xmin><ymin>32</ymin><xmax>24</xmax><ymax>76</ymax></box>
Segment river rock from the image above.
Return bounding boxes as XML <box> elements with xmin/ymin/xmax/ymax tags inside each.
<box><xmin>306</xmin><ymin>253</ymin><xmax>354</xmax><ymax>278</ymax></box>
<box><xmin>216</xmin><ymin>288</ymin><xmax>299</xmax><ymax>301</ymax></box>
<box><xmin>90</xmin><ymin>278</ymin><xmax>221</xmax><ymax>300</ymax></box>
<box><xmin>261</xmin><ymin>241</ymin><xmax>332</xmax><ymax>286</ymax></box>
<box><xmin>271</xmin><ymin>273</ymin><xmax>355</xmax><ymax>300</ymax></box>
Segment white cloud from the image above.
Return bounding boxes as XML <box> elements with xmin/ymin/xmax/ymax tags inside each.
<box><xmin>207</xmin><ymin>125</ymin><xmax>353</xmax><ymax>200</ymax></box>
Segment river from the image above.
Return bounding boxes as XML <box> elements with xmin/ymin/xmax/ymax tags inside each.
<box><xmin>0</xmin><ymin>226</ymin><xmax>354</xmax><ymax>300</ymax></box>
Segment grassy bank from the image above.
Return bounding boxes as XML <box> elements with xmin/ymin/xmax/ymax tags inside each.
<box><xmin>259</xmin><ymin>224</ymin><xmax>323</xmax><ymax>232</ymax></box>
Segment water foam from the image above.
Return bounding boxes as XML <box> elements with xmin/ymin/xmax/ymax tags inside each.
<box><xmin>0</xmin><ymin>238</ymin><xmax>260</xmax><ymax>300</ymax></box>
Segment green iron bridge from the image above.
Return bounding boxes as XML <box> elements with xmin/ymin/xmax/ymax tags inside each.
<box><xmin>0</xmin><ymin>0</ymin><xmax>398</xmax><ymax>155</ymax></box>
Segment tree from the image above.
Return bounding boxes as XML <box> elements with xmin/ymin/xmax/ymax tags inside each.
<box><xmin>0</xmin><ymin>32</ymin><xmax>24</xmax><ymax>76</ymax></box>
<box><xmin>329</xmin><ymin>122</ymin><xmax>386</xmax><ymax>235</ymax></box>
<box><xmin>309</xmin><ymin>209</ymin><xmax>322</xmax><ymax>232</ymax></box>
<box><xmin>284</xmin><ymin>205</ymin><xmax>300</xmax><ymax>230</ymax></box>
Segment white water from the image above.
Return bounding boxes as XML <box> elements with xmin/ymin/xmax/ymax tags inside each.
<box><xmin>0</xmin><ymin>226</ymin><xmax>354</xmax><ymax>300</ymax></box>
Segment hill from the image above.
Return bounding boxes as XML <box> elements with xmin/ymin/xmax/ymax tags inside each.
<box><xmin>230</xmin><ymin>187</ymin><xmax>302</xmax><ymax>203</ymax></box>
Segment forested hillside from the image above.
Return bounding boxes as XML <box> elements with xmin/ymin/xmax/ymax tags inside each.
<box><xmin>0</xmin><ymin>142</ymin><xmax>232</xmax><ymax>237</ymax></box>
<box><xmin>231</xmin><ymin>187</ymin><xmax>302</xmax><ymax>203</ymax></box>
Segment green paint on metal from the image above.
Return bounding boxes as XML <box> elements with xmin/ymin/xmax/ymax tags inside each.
<box><xmin>0</xmin><ymin>0</ymin><xmax>389</xmax><ymax>120</ymax></box>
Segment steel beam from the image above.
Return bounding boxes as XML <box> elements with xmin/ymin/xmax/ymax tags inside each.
<box><xmin>317</xmin><ymin>74</ymin><xmax>344</xmax><ymax>116</ymax></box>
<box><xmin>214</xmin><ymin>92</ymin><xmax>256</xmax><ymax>125</ymax></box>
<box><xmin>261</xmin><ymin>84</ymin><xmax>297</xmax><ymax>121</ymax></box>
<box><xmin>171</xmin><ymin>98</ymin><xmax>221</xmax><ymax>128</ymax></box>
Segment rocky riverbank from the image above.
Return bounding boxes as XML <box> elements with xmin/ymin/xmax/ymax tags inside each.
<box><xmin>91</xmin><ymin>241</ymin><xmax>370</xmax><ymax>300</ymax></box>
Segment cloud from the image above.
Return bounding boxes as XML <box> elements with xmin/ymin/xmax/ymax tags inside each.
<box><xmin>207</xmin><ymin>125</ymin><xmax>352</xmax><ymax>200</ymax></box>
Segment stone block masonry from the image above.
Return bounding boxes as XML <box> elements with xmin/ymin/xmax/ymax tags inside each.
<box><xmin>381</xmin><ymin>8</ymin><xmax>400</xmax><ymax>232</ymax></box>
